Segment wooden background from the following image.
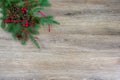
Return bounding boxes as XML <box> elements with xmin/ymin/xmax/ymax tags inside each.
<box><xmin>0</xmin><ymin>0</ymin><xmax>120</xmax><ymax>80</ymax></box>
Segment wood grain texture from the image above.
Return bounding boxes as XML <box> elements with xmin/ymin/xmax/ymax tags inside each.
<box><xmin>0</xmin><ymin>0</ymin><xmax>120</xmax><ymax>80</ymax></box>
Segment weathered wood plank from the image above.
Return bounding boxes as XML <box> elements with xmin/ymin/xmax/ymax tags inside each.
<box><xmin>0</xmin><ymin>0</ymin><xmax>120</xmax><ymax>80</ymax></box>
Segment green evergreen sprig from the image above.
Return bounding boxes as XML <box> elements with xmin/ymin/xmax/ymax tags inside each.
<box><xmin>0</xmin><ymin>0</ymin><xmax>59</xmax><ymax>48</ymax></box>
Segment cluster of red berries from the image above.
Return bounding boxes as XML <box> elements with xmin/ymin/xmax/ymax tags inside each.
<box><xmin>21</xmin><ymin>7</ymin><xmax>26</xmax><ymax>13</ymax></box>
<box><xmin>4</xmin><ymin>5</ymin><xmax>30</xmax><ymax>28</ymax></box>
<box><xmin>22</xmin><ymin>20</ymin><xmax>29</xmax><ymax>27</ymax></box>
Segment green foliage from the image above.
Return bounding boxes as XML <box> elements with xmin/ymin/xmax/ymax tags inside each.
<box><xmin>39</xmin><ymin>0</ymin><xmax>51</xmax><ymax>6</ymax></box>
<box><xmin>0</xmin><ymin>0</ymin><xmax>59</xmax><ymax>48</ymax></box>
<box><xmin>29</xmin><ymin>34</ymin><xmax>40</xmax><ymax>48</ymax></box>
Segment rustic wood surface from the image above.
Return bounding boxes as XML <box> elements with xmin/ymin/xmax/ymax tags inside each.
<box><xmin>0</xmin><ymin>0</ymin><xmax>120</xmax><ymax>80</ymax></box>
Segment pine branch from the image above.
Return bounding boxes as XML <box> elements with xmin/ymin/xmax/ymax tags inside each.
<box><xmin>0</xmin><ymin>0</ymin><xmax>59</xmax><ymax>48</ymax></box>
<box><xmin>29</xmin><ymin>34</ymin><xmax>40</xmax><ymax>48</ymax></box>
